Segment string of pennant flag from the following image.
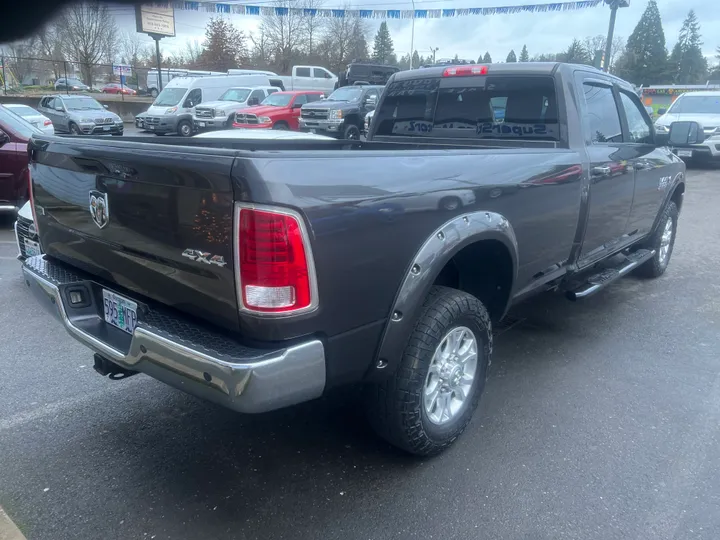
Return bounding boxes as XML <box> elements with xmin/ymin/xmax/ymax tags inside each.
<box><xmin>151</xmin><ymin>0</ymin><xmax>603</xmax><ymax>18</ymax></box>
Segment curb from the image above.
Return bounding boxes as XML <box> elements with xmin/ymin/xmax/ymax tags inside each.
<box><xmin>0</xmin><ymin>507</ymin><xmax>26</xmax><ymax>540</ymax></box>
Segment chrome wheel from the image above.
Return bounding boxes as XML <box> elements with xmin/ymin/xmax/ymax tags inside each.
<box><xmin>423</xmin><ymin>326</ymin><xmax>478</xmax><ymax>426</ymax></box>
<box><xmin>658</xmin><ymin>216</ymin><xmax>673</xmax><ymax>266</ymax></box>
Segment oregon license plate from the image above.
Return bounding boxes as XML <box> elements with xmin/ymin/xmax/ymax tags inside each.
<box><xmin>24</xmin><ymin>238</ymin><xmax>41</xmax><ymax>257</ymax></box>
<box><xmin>102</xmin><ymin>290</ymin><xmax>138</xmax><ymax>334</ymax></box>
<box><xmin>677</xmin><ymin>149</ymin><xmax>693</xmax><ymax>158</ymax></box>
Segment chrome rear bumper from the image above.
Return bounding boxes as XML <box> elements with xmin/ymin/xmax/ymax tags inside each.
<box><xmin>22</xmin><ymin>256</ymin><xmax>326</xmax><ymax>413</ymax></box>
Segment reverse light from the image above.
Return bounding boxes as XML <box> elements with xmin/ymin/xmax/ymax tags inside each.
<box><xmin>443</xmin><ymin>65</ymin><xmax>488</xmax><ymax>77</ymax></box>
<box><xmin>236</xmin><ymin>205</ymin><xmax>317</xmax><ymax>314</ymax></box>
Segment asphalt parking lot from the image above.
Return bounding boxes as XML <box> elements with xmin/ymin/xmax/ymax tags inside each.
<box><xmin>1</xmin><ymin>167</ymin><xmax>720</xmax><ymax>540</ymax></box>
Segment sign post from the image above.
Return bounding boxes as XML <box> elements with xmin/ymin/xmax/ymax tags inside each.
<box><xmin>135</xmin><ymin>4</ymin><xmax>175</xmax><ymax>94</ymax></box>
<box><xmin>603</xmin><ymin>0</ymin><xmax>630</xmax><ymax>72</ymax></box>
<box><xmin>112</xmin><ymin>64</ymin><xmax>132</xmax><ymax>100</ymax></box>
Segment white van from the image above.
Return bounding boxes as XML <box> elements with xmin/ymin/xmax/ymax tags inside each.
<box><xmin>193</xmin><ymin>86</ymin><xmax>280</xmax><ymax>132</ymax></box>
<box><xmin>142</xmin><ymin>74</ymin><xmax>271</xmax><ymax>136</ymax></box>
<box><xmin>146</xmin><ymin>69</ymin><xmax>225</xmax><ymax>97</ymax></box>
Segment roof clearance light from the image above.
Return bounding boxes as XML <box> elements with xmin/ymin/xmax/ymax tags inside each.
<box><xmin>443</xmin><ymin>65</ymin><xmax>489</xmax><ymax>77</ymax></box>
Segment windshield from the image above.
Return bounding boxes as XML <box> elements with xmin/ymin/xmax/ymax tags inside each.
<box><xmin>219</xmin><ymin>88</ymin><xmax>251</xmax><ymax>102</ymax></box>
<box><xmin>0</xmin><ymin>106</ymin><xmax>42</xmax><ymax>138</ymax></box>
<box><xmin>327</xmin><ymin>87</ymin><xmax>363</xmax><ymax>102</ymax></box>
<box><xmin>153</xmin><ymin>87</ymin><xmax>187</xmax><ymax>107</ymax></box>
<box><xmin>8</xmin><ymin>105</ymin><xmax>38</xmax><ymax>117</ymax></box>
<box><xmin>669</xmin><ymin>96</ymin><xmax>720</xmax><ymax>115</ymax></box>
<box><xmin>261</xmin><ymin>93</ymin><xmax>293</xmax><ymax>107</ymax></box>
<box><xmin>65</xmin><ymin>98</ymin><xmax>104</xmax><ymax>111</ymax></box>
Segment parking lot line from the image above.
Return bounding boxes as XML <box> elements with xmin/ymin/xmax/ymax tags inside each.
<box><xmin>0</xmin><ymin>507</ymin><xmax>26</xmax><ymax>540</ymax></box>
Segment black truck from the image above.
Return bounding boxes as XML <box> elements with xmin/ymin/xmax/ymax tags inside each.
<box><xmin>299</xmin><ymin>85</ymin><xmax>382</xmax><ymax>140</ymax></box>
<box><xmin>23</xmin><ymin>63</ymin><xmax>685</xmax><ymax>456</ymax></box>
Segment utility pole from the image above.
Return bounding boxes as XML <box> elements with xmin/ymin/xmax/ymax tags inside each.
<box><xmin>603</xmin><ymin>0</ymin><xmax>629</xmax><ymax>72</ymax></box>
<box><xmin>153</xmin><ymin>34</ymin><xmax>163</xmax><ymax>92</ymax></box>
<box><xmin>429</xmin><ymin>47</ymin><xmax>439</xmax><ymax>65</ymax></box>
<box><xmin>409</xmin><ymin>0</ymin><xmax>415</xmax><ymax>69</ymax></box>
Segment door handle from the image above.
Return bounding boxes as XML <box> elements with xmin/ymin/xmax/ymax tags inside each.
<box><xmin>592</xmin><ymin>166</ymin><xmax>611</xmax><ymax>176</ymax></box>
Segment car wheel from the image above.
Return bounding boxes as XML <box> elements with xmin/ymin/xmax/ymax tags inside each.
<box><xmin>272</xmin><ymin>122</ymin><xmax>289</xmax><ymax>130</ymax></box>
<box><xmin>69</xmin><ymin>123</ymin><xmax>81</xmax><ymax>135</ymax></box>
<box><xmin>365</xmin><ymin>286</ymin><xmax>492</xmax><ymax>456</ymax></box>
<box><xmin>177</xmin><ymin>121</ymin><xmax>193</xmax><ymax>137</ymax></box>
<box><xmin>150</xmin><ymin>88</ymin><xmax>159</xmax><ymax>98</ymax></box>
<box><xmin>439</xmin><ymin>196</ymin><xmax>461</xmax><ymax>211</ymax></box>
<box><xmin>343</xmin><ymin>124</ymin><xmax>361</xmax><ymax>140</ymax></box>
<box><xmin>635</xmin><ymin>201</ymin><xmax>678</xmax><ymax>279</ymax></box>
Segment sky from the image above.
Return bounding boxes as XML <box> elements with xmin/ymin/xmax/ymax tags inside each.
<box><xmin>110</xmin><ymin>0</ymin><xmax>719</xmax><ymax>66</ymax></box>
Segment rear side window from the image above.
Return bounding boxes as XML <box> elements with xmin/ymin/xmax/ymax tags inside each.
<box><xmin>307</xmin><ymin>94</ymin><xmax>322</xmax><ymax>103</ymax></box>
<box><xmin>582</xmin><ymin>83</ymin><xmax>622</xmax><ymax>143</ymax></box>
<box><xmin>294</xmin><ymin>94</ymin><xmax>308</xmax><ymax>106</ymax></box>
<box><xmin>296</xmin><ymin>67</ymin><xmax>311</xmax><ymax>78</ymax></box>
<box><xmin>373</xmin><ymin>75</ymin><xmax>559</xmax><ymax>141</ymax></box>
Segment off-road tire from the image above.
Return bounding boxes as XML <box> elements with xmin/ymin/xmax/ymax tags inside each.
<box><xmin>343</xmin><ymin>123</ymin><xmax>361</xmax><ymax>140</ymax></box>
<box><xmin>365</xmin><ymin>286</ymin><xmax>492</xmax><ymax>456</ymax></box>
<box><xmin>635</xmin><ymin>201</ymin><xmax>678</xmax><ymax>279</ymax></box>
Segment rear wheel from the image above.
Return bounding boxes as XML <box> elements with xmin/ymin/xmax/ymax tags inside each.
<box><xmin>635</xmin><ymin>201</ymin><xmax>678</xmax><ymax>278</ymax></box>
<box><xmin>177</xmin><ymin>120</ymin><xmax>193</xmax><ymax>137</ymax></box>
<box><xmin>343</xmin><ymin>124</ymin><xmax>361</xmax><ymax>140</ymax></box>
<box><xmin>365</xmin><ymin>286</ymin><xmax>492</xmax><ymax>456</ymax></box>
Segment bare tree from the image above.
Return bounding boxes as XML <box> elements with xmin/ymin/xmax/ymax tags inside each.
<box><xmin>316</xmin><ymin>14</ymin><xmax>368</xmax><ymax>73</ymax></box>
<box><xmin>185</xmin><ymin>40</ymin><xmax>204</xmax><ymax>66</ymax></box>
<box><xmin>302</xmin><ymin>0</ymin><xmax>326</xmax><ymax>61</ymax></box>
<box><xmin>582</xmin><ymin>35</ymin><xmax>606</xmax><ymax>57</ymax></box>
<box><xmin>2</xmin><ymin>38</ymin><xmax>39</xmax><ymax>85</ymax></box>
<box><xmin>258</xmin><ymin>0</ymin><xmax>308</xmax><ymax>73</ymax></box>
<box><xmin>609</xmin><ymin>36</ymin><xmax>626</xmax><ymax>73</ymax></box>
<box><xmin>36</xmin><ymin>24</ymin><xmax>66</xmax><ymax>80</ymax></box>
<box><xmin>57</xmin><ymin>3</ymin><xmax>119</xmax><ymax>86</ymax></box>
<box><xmin>249</xmin><ymin>27</ymin><xmax>272</xmax><ymax>70</ymax></box>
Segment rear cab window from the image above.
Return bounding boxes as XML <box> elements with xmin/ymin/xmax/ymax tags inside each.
<box><xmin>373</xmin><ymin>73</ymin><xmax>560</xmax><ymax>144</ymax></box>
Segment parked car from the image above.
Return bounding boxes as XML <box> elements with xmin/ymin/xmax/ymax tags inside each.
<box><xmin>14</xmin><ymin>200</ymin><xmax>41</xmax><ymax>259</ymax></box>
<box><xmin>193</xmin><ymin>86</ymin><xmax>279</xmax><ymax>132</ymax></box>
<box><xmin>142</xmin><ymin>74</ymin><xmax>273</xmax><ymax>136</ymax></box>
<box><xmin>232</xmin><ymin>91</ymin><xmax>325</xmax><ymax>130</ymax></box>
<box><xmin>23</xmin><ymin>62</ymin><xmax>685</xmax><ymax>456</ymax></box>
<box><xmin>278</xmin><ymin>65</ymin><xmax>337</xmax><ymax>93</ymax></box>
<box><xmin>38</xmin><ymin>95</ymin><xmax>123</xmax><ymax>136</ymax></box>
<box><xmin>54</xmin><ymin>77</ymin><xmax>89</xmax><ymax>91</ymax></box>
<box><xmin>654</xmin><ymin>91</ymin><xmax>720</xmax><ymax>162</ymax></box>
<box><xmin>101</xmin><ymin>83</ymin><xmax>137</xmax><ymax>96</ymax></box>
<box><xmin>299</xmin><ymin>85</ymin><xmax>381</xmax><ymax>139</ymax></box>
<box><xmin>2</xmin><ymin>104</ymin><xmax>54</xmax><ymax>134</ymax></box>
<box><xmin>0</xmin><ymin>104</ymin><xmax>39</xmax><ymax>212</ymax></box>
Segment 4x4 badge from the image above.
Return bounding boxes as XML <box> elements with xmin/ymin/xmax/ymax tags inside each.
<box><xmin>89</xmin><ymin>190</ymin><xmax>109</xmax><ymax>229</ymax></box>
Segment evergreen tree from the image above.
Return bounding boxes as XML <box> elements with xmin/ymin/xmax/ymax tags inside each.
<box><xmin>411</xmin><ymin>50</ymin><xmax>420</xmax><ymax>69</ymax></box>
<box><xmin>668</xmin><ymin>10</ymin><xmax>708</xmax><ymax>84</ymax></box>
<box><xmin>483</xmin><ymin>51</ymin><xmax>492</xmax><ymax>63</ymax></box>
<box><xmin>372</xmin><ymin>22</ymin><xmax>395</xmax><ymax>65</ymax></box>
<box><xmin>615</xmin><ymin>0</ymin><xmax>667</xmax><ymax>85</ymax></box>
<box><xmin>519</xmin><ymin>44</ymin><xmax>529</xmax><ymax>62</ymax></box>
<box><xmin>561</xmin><ymin>39</ymin><xmax>590</xmax><ymax>64</ymax></box>
<box><xmin>197</xmin><ymin>17</ymin><xmax>248</xmax><ymax>71</ymax></box>
<box><xmin>506</xmin><ymin>49</ymin><xmax>517</xmax><ymax>62</ymax></box>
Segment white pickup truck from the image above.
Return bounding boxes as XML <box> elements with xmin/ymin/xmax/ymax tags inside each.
<box><xmin>277</xmin><ymin>65</ymin><xmax>337</xmax><ymax>93</ymax></box>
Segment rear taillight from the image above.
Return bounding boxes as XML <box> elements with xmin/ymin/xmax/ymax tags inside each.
<box><xmin>236</xmin><ymin>205</ymin><xmax>317</xmax><ymax>314</ymax></box>
<box><xmin>43</xmin><ymin>119</ymin><xmax>52</xmax><ymax>126</ymax></box>
<box><xmin>28</xmin><ymin>168</ymin><xmax>39</xmax><ymax>234</ymax></box>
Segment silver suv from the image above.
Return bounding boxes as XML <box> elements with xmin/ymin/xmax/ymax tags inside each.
<box><xmin>38</xmin><ymin>95</ymin><xmax>124</xmax><ymax>136</ymax></box>
<box><xmin>654</xmin><ymin>91</ymin><xmax>720</xmax><ymax>161</ymax></box>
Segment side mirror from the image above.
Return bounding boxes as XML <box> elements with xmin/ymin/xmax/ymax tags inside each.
<box><xmin>668</xmin><ymin>121</ymin><xmax>704</xmax><ymax>145</ymax></box>
<box><xmin>0</xmin><ymin>130</ymin><xmax>9</xmax><ymax>147</ymax></box>
<box><xmin>364</xmin><ymin>97</ymin><xmax>377</xmax><ymax>109</ymax></box>
<box><xmin>55</xmin><ymin>106</ymin><xmax>64</xmax><ymax>112</ymax></box>
<box><xmin>657</xmin><ymin>108</ymin><xmax>667</xmax><ymax>115</ymax></box>
<box><xmin>248</xmin><ymin>97</ymin><xmax>260</xmax><ymax>106</ymax></box>
<box><xmin>103</xmin><ymin>104</ymin><xmax>109</xmax><ymax>109</ymax></box>
<box><xmin>292</xmin><ymin>102</ymin><xmax>303</xmax><ymax>109</ymax></box>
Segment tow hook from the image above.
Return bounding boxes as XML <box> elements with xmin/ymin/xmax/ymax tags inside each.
<box><xmin>93</xmin><ymin>353</ymin><xmax>138</xmax><ymax>380</ymax></box>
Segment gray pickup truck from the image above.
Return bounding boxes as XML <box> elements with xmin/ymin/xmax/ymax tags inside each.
<box><xmin>23</xmin><ymin>63</ymin><xmax>685</xmax><ymax>456</ymax></box>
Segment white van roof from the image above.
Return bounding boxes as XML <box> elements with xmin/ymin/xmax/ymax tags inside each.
<box><xmin>163</xmin><ymin>74</ymin><xmax>271</xmax><ymax>90</ymax></box>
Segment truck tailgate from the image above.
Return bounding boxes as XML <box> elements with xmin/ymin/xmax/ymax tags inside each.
<box><xmin>29</xmin><ymin>137</ymin><xmax>240</xmax><ymax>332</ymax></box>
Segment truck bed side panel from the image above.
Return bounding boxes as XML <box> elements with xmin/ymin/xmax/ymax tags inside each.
<box><xmin>31</xmin><ymin>138</ymin><xmax>240</xmax><ymax>332</ymax></box>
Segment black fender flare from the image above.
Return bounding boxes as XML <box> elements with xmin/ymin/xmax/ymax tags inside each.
<box><xmin>651</xmin><ymin>171</ymin><xmax>685</xmax><ymax>234</ymax></box>
<box><xmin>369</xmin><ymin>210</ymin><xmax>519</xmax><ymax>380</ymax></box>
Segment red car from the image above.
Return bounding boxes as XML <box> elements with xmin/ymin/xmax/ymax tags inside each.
<box><xmin>233</xmin><ymin>91</ymin><xmax>325</xmax><ymax>130</ymax></box>
<box><xmin>0</xmin><ymin>105</ymin><xmax>36</xmax><ymax>212</ymax></box>
<box><xmin>101</xmin><ymin>83</ymin><xmax>137</xmax><ymax>96</ymax></box>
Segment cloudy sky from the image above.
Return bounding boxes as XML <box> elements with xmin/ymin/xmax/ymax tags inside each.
<box><xmin>111</xmin><ymin>0</ymin><xmax>719</xmax><ymax>65</ymax></box>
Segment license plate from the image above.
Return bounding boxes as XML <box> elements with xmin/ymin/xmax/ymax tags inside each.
<box><xmin>310</xmin><ymin>129</ymin><xmax>316</xmax><ymax>134</ymax></box>
<box><xmin>198</xmin><ymin>122</ymin><xmax>206</xmax><ymax>127</ymax></box>
<box><xmin>147</xmin><ymin>125</ymin><xmax>154</xmax><ymax>130</ymax></box>
<box><xmin>677</xmin><ymin>149</ymin><xmax>693</xmax><ymax>158</ymax></box>
<box><xmin>102</xmin><ymin>290</ymin><xmax>138</xmax><ymax>335</ymax></box>
<box><xmin>24</xmin><ymin>238</ymin><xmax>41</xmax><ymax>257</ymax></box>
<box><xmin>103</xmin><ymin>126</ymin><xmax>111</xmax><ymax>131</ymax></box>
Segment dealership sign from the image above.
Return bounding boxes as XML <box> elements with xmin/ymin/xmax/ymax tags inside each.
<box><xmin>135</xmin><ymin>4</ymin><xmax>176</xmax><ymax>37</ymax></box>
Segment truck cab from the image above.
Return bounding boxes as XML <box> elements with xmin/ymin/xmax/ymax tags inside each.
<box><xmin>299</xmin><ymin>85</ymin><xmax>381</xmax><ymax>140</ymax></box>
<box><xmin>279</xmin><ymin>66</ymin><xmax>337</xmax><ymax>93</ymax></box>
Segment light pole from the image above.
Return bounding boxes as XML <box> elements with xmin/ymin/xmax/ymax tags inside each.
<box><xmin>429</xmin><ymin>47</ymin><xmax>439</xmax><ymax>65</ymax></box>
<box><xmin>410</xmin><ymin>0</ymin><xmax>415</xmax><ymax>69</ymax></box>
<box><xmin>603</xmin><ymin>0</ymin><xmax>629</xmax><ymax>72</ymax></box>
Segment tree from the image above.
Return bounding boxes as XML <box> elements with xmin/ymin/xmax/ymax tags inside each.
<box><xmin>316</xmin><ymin>16</ymin><xmax>368</xmax><ymax>74</ymax></box>
<box><xmin>302</xmin><ymin>0</ymin><xmax>326</xmax><ymax>60</ymax></box>
<box><xmin>57</xmin><ymin>3</ymin><xmax>119</xmax><ymax>86</ymax></box>
<box><xmin>258</xmin><ymin>0</ymin><xmax>308</xmax><ymax>73</ymax></box>
<box><xmin>668</xmin><ymin>10</ymin><xmax>708</xmax><ymax>84</ymax></box>
<box><xmin>506</xmin><ymin>49</ymin><xmax>517</xmax><ymax>63</ymax></box>
<box><xmin>519</xmin><ymin>45</ymin><xmax>529</xmax><ymax>62</ymax></box>
<box><xmin>483</xmin><ymin>52</ymin><xmax>492</xmax><ymax>63</ymax></box>
<box><xmin>411</xmin><ymin>50</ymin><xmax>420</xmax><ymax>69</ymax></box>
<box><xmin>185</xmin><ymin>40</ymin><xmax>204</xmax><ymax>67</ymax></box>
<box><xmin>608</xmin><ymin>36</ymin><xmax>625</xmax><ymax>73</ymax></box>
<box><xmin>2</xmin><ymin>38</ymin><xmax>39</xmax><ymax>85</ymax></box>
<box><xmin>36</xmin><ymin>23</ymin><xmax>66</xmax><ymax>80</ymax></box>
<box><xmin>615</xmin><ymin>0</ymin><xmax>667</xmax><ymax>85</ymax></box>
<box><xmin>560</xmin><ymin>39</ymin><xmax>590</xmax><ymax>64</ymax></box>
<box><xmin>712</xmin><ymin>46</ymin><xmax>720</xmax><ymax>78</ymax></box>
<box><xmin>372</xmin><ymin>22</ymin><xmax>395</xmax><ymax>65</ymax></box>
<box><xmin>196</xmin><ymin>17</ymin><xmax>248</xmax><ymax>72</ymax></box>
<box><xmin>532</xmin><ymin>53</ymin><xmax>560</xmax><ymax>62</ymax></box>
